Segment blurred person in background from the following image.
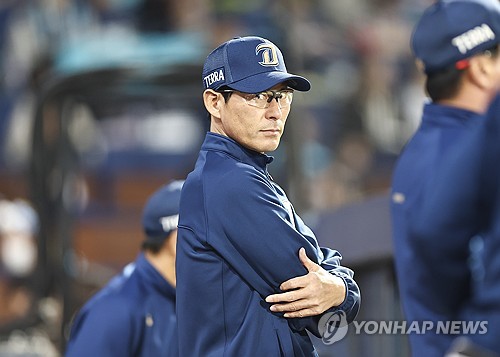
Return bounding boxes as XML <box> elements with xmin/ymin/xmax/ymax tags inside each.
<box><xmin>0</xmin><ymin>198</ymin><xmax>59</xmax><ymax>356</ymax></box>
<box><xmin>65</xmin><ymin>180</ymin><xmax>183</xmax><ymax>357</ymax></box>
<box><xmin>390</xmin><ymin>0</ymin><xmax>500</xmax><ymax>356</ymax></box>
<box><xmin>411</xmin><ymin>90</ymin><xmax>500</xmax><ymax>357</ymax></box>
<box><xmin>0</xmin><ymin>198</ymin><xmax>38</xmax><ymax>315</ymax></box>
<box><xmin>176</xmin><ymin>36</ymin><xmax>360</xmax><ymax>357</ymax></box>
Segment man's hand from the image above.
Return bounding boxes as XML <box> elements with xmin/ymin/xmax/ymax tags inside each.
<box><xmin>265</xmin><ymin>248</ymin><xmax>346</xmax><ymax>318</ymax></box>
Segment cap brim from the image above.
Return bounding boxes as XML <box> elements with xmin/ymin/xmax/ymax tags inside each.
<box><xmin>144</xmin><ymin>230</ymin><xmax>173</xmax><ymax>244</ymax></box>
<box><xmin>227</xmin><ymin>71</ymin><xmax>311</xmax><ymax>92</ymax></box>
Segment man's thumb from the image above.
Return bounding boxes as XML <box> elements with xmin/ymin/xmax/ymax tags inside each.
<box><xmin>299</xmin><ymin>247</ymin><xmax>319</xmax><ymax>272</ymax></box>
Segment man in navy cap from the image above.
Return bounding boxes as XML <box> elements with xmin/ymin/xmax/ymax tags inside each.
<box><xmin>390</xmin><ymin>0</ymin><xmax>500</xmax><ymax>356</ymax></box>
<box><xmin>176</xmin><ymin>36</ymin><xmax>360</xmax><ymax>357</ymax></box>
<box><xmin>66</xmin><ymin>180</ymin><xmax>184</xmax><ymax>357</ymax></box>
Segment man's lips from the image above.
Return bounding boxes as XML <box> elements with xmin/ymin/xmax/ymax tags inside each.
<box><xmin>261</xmin><ymin>128</ymin><xmax>281</xmax><ymax>134</ymax></box>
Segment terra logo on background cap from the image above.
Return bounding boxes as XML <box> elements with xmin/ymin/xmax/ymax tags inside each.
<box><xmin>202</xmin><ymin>36</ymin><xmax>311</xmax><ymax>93</ymax></box>
<box><xmin>142</xmin><ymin>180</ymin><xmax>184</xmax><ymax>243</ymax></box>
<box><xmin>411</xmin><ymin>0</ymin><xmax>500</xmax><ymax>74</ymax></box>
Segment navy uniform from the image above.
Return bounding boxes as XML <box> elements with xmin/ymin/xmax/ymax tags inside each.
<box><xmin>390</xmin><ymin>0</ymin><xmax>500</xmax><ymax>356</ymax></box>
<box><xmin>412</xmin><ymin>96</ymin><xmax>500</xmax><ymax>355</ymax></box>
<box><xmin>391</xmin><ymin>104</ymin><xmax>485</xmax><ymax>356</ymax></box>
<box><xmin>66</xmin><ymin>181</ymin><xmax>183</xmax><ymax>357</ymax></box>
<box><xmin>176</xmin><ymin>37</ymin><xmax>360</xmax><ymax>357</ymax></box>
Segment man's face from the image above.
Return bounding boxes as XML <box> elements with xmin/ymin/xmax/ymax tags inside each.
<box><xmin>492</xmin><ymin>50</ymin><xmax>500</xmax><ymax>92</ymax></box>
<box><xmin>211</xmin><ymin>83</ymin><xmax>291</xmax><ymax>153</ymax></box>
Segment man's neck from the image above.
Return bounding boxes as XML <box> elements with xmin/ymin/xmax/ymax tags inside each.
<box><xmin>144</xmin><ymin>249</ymin><xmax>176</xmax><ymax>288</ymax></box>
<box><xmin>437</xmin><ymin>85</ymin><xmax>495</xmax><ymax>114</ymax></box>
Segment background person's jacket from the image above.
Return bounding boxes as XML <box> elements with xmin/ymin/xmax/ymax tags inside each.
<box><xmin>411</xmin><ymin>97</ymin><xmax>500</xmax><ymax>354</ymax></box>
<box><xmin>66</xmin><ymin>253</ymin><xmax>177</xmax><ymax>357</ymax></box>
<box><xmin>176</xmin><ymin>132</ymin><xmax>360</xmax><ymax>357</ymax></box>
<box><xmin>391</xmin><ymin>102</ymin><xmax>485</xmax><ymax>357</ymax></box>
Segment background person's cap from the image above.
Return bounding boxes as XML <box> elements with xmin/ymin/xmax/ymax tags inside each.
<box><xmin>202</xmin><ymin>36</ymin><xmax>311</xmax><ymax>92</ymax></box>
<box><xmin>142</xmin><ymin>180</ymin><xmax>184</xmax><ymax>243</ymax></box>
<box><xmin>411</xmin><ymin>0</ymin><xmax>500</xmax><ymax>74</ymax></box>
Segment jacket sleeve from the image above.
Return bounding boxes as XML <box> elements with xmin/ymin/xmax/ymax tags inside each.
<box><xmin>292</xmin><ymin>214</ymin><xmax>360</xmax><ymax>336</ymax></box>
<box><xmin>65</xmin><ymin>299</ymin><xmax>137</xmax><ymax>357</ymax></box>
<box><xmin>205</xmin><ymin>168</ymin><xmax>360</xmax><ymax>331</ymax></box>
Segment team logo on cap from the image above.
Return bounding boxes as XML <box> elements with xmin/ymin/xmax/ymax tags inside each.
<box><xmin>451</xmin><ymin>24</ymin><xmax>495</xmax><ymax>54</ymax></box>
<box><xmin>203</xmin><ymin>67</ymin><xmax>225</xmax><ymax>88</ymax></box>
<box><xmin>160</xmin><ymin>214</ymin><xmax>179</xmax><ymax>233</ymax></box>
<box><xmin>256</xmin><ymin>43</ymin><xmax>279</xmax><ymax>66</ymax></box>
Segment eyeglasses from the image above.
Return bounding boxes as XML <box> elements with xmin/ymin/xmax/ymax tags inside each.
<box><xmin>218</xmin><ymin>89</ymin><xmax>294</xmax><ymax>109</ymax></box>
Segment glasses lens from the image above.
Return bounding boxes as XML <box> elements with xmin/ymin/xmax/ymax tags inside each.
<box><xmin>246</xmin><ymin>90</ymin><xmax>293</xmax><ymax>109</ymax></box>
<box><xmin>252</xmin><ymin>92</ymin><xmax>270</xmax><ymax>108</ymax></box>
<box><xmin>279</xmin><ymin>91</ymin><xmax>293</xmax><ymax>107</ymax></box>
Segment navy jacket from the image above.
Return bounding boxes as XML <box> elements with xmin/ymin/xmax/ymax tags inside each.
<box><xmin>391</xmin><ymin>103</ymin><xmax>485</xmax><ymax>357</ymax></box>
<box><xmin>410</xmin><ymin>97</ymin><xmax>500</xmax><ymax>354</ymax></box>
<box><xmin>66</xmin><ymin>253</ymin><xmax>177</xmax><ymax>357</ymax></box>
<box><xmin>176</xmin><ymin>132</ymin><xmax>360</xmax><ymax>357</ymax></box>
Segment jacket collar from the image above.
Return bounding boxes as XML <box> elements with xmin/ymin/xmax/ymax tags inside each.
<box><xmin>135</xmin><ymin>252</ymin><xmax>176</xmax><ymax>300</ymax></box>
<box><xmin>423</xmin><ymin>102</ymin><xmax>485</xmax><ymax>124</ymax></box>
<box><xmin>201</xmin><ymin>132</ymin><xmax>274</xmax><ymax>171</ymax></box>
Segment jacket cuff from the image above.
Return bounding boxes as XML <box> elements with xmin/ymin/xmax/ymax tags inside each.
<box><xmin>328</xmin><ymin>273</ymin><xmax>361</xmax><ymax>323</ymax></box>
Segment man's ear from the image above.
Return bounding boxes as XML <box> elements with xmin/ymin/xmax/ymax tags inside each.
<box><xmin>467</xmin><ymin>55</ymin><xmax>497</xmax><ymax>90</ymax></box>
<box><xmin>203</xmin><ymin>89</ymin><xmax>223</xmax><ymax>119</ymax></box>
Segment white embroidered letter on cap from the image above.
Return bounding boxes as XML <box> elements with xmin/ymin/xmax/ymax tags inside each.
<box><xmin>256</xmin><ymin>43</ymin><xmax>279</xmax><ymax>66</ymax></box>
<box><xmin>203</xmin><ymin>69</ymin><xmax>225</xmax><ymax>88</ymax></box>
<box><xmin>451</xmin><ymin>23</ymin><xmax>496</xmax><ymax>54</ymax></box>
<box><xmin>160</xmin><ymin>214</ymin><xmax>179</xmax><ymax>233</ymax></box>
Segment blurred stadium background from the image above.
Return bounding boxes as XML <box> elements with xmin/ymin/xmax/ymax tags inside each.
<box><xmin>0</xmin><ymin>0</ymin><xmax>431</xmax><ymax>356</ymax></box>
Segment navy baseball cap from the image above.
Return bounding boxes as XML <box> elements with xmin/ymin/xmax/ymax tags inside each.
<box><xmin>202</xmin><ymin>36</ymin><xmax>311</xmax><ymax>92</ymax></box>
<box><xmin>142</xmin><ymin>180</ymin><xmax>184</xmax><ymax>242</ymax></box>
<box><xmin>411</xmin><ymin>0</ymin><xmax>500</xmax><ymax>74</ymax></box>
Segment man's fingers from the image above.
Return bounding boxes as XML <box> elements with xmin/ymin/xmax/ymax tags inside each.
<box><xmin>275</xmin><ymin>249</ymin><xmax>320</xmax><ymax>291</ymax></box>
<box><xmin>266</xmin><ymin>249</ymin><xmax>338</xmax><ymax>319</ymax></box>
<box><xmin>299</xmin><ymin>247</ymin><xmax>320</xmax><ymax>272</ymax></box>
<box><xmin>268</xmin><ymin>300</ymin><xmax>315</xmax><ymax>313</ymax></box>
<box><xmin>283</xmin><ymin>308</ymin><xmax>318</xmax><ymax>318</ymax></box>
<box><xmin>266</xmin><ymin>289</ymin><xmax>305</xmax><ymax>304</ymax></box>
<box><xmin>268</xmin><ymin>300</ymin><xmax>322</xmax><ymax>318</ymax></box>
<box><xmin>269</xmin><ymin>301</ymin><xmax>301</xmax><ymax>313</ymax></box>
<box><xmin>279</xmin><ymin>275</ymin><xmax>308</xmax><ymax>291</ymax></box>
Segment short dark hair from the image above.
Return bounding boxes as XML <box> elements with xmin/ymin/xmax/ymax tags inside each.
<box><xmin>217</xmin><ymin>86</ymin><xmax>233</xmax><ymax>102</ymax></box>
<box><xmin>426</xmin><ymin>45</ymin><xmax>500</xmax><ymax>102</ymax></box>
<box><xmin>425</xmin><ymin>66</ymin><xmax>464</xmax><ymax>102</ymax></box>
<box><xmin>141</xmin><ymin>238</ymin><xmax>164</xmax><ymax>254</ymax></box>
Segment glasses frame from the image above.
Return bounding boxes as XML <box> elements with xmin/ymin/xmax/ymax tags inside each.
<box><xmin>217</xmin><ymin>88</ymin><xmax>294</xmax><ymax>109</ymax></box>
